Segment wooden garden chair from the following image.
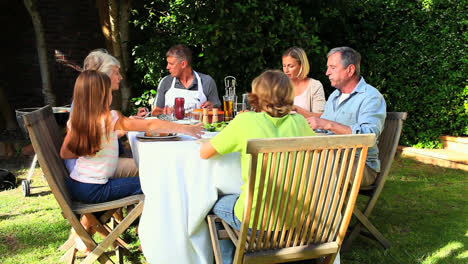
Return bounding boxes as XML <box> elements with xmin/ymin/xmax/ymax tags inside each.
<box><xmin>207</xmin><ymin>134</ymin><xmax>375</xmax><ymax>264</ymax></box>
<box><xmin>23</xmin><ymin>105</ymin><xmax>144</xmax><ymax>264</ymax></box>
<box><xmin>342</xmin><ymin>112</ymin><xmax>407</xmax><ymax>250</ymax></box>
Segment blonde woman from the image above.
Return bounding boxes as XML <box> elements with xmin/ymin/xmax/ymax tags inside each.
<box><xmin>200</xmin><ymin>70</ymin><xmax>315</xmax><ymax>264</ymax></box>
<box><xmin>282</xmin><ymin>47</ymin><xmax>325</xmax><ymax>117</ymax></box>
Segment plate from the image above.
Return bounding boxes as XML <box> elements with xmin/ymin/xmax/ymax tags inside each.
<box><xmin>201</xmin><ymin>131</ymin><xmax>219</xmax><ymax>139</ymax></box>
<box><xmin>136</xmin><ymin>133</ymin><xmax>180</xmax><ymax>141</ymax></box>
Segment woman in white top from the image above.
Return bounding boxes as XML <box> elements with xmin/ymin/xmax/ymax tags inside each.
<box><xmin>282</xmin><ymin>47</ymin><xmax>326</xmax><ymax>118</ymax></box>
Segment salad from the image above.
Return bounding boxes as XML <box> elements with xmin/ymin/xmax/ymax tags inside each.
<box><xmin>203</xmin><ymin>121</ymin><xmax>228</xmax><ymax>132</ymax></box>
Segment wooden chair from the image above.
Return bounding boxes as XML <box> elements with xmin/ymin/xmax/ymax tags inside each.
<box><xmin>23</xmin><ymin>105</ymin><xmax>144</xmax><ymax>264</ymax></box>
<box><xmin>207</xmin><ymin>134</ymin><xmax>375</xmax><ymax>264</ymax></box>
<box><xmin>342</xmin><ymin>112</ymin><xmax>407</xmax><ymax>250</ymax></box>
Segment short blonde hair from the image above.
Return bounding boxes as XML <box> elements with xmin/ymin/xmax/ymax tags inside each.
<box><xmin>282</xmin><ymin>47</ymin><xmax>310</xmax><ymax>80</ymax></box>
<box><xmin>248</xmin><ymin>70</ymin><xmax>294</xmax><ymax>117</ymax></box>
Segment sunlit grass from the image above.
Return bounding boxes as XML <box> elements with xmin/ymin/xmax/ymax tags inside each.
<box><xmin>422</xmin><ymin>242</ymin><xmax>464</xmax><ymax>264</ymax></box>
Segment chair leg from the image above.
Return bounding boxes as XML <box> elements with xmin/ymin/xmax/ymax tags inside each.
<box><xmin>115</xmin><ymin>246</ymin><xmax>124</xmax><ymax>264</ymax></box>
<box><xmin>344</xmin><ymin>208</ymin><xmax>391</xmax><ymax>249</ymax></box>
<box><xmin>341</xmin><ymin>222</ymin><xmax>362</xmax><ymax>251</ymax></box>
<box><xmin>59</xmin><ymin>229</ymin><xmax>77</xmax><ymax>251</ymax></box>
<box><xmin>82</xmin><ymin>201</ymin><xmax>144</xmax><ymax>264</ymax></box>
<box><xmin>322</xmin><ymin>253</ymin><xmax>338</xmax><ymax>264</ymax></box>
<box><xmin>59</xmin><ymin>246</ymin><xmax>77</xmax><ymax>264</ymax></box>
<box><xmin>207</xmin><ymin>215</ymin><xmax>224</xmax><ymax>264</ymax></box>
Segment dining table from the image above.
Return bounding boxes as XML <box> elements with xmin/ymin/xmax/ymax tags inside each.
<box><xmin>128</xmin><ymin>130</ymin><xmax>243</xmax><ymax>264</ymax></box>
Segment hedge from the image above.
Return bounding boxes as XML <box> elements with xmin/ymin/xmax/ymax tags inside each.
<box><xmin>128</xmin><ymin>0</ymin><xmax>468</xmax><ymax>148</ymax></box>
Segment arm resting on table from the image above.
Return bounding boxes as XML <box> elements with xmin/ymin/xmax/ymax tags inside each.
<box><xmin>200</xmin><ymin>141</ymin><xmax>218</xmax><ymax>159</ymax></box>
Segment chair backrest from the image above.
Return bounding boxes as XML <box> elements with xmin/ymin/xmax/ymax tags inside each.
<box><xmin>23</xmin><ymin>105</ymin><xmax>74</xmax><ymax>212</ymax></box>
<box><xmin>233</xmin><ymin>134</ymin><xmax>375</xmax><ymax>264</ymax></box>
<box><xmin>375</xmin><ymin>112</ymin><xmax>407</xmax><ymax>189</ymax></box>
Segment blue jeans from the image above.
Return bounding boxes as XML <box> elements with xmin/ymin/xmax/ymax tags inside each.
<box><xmin>212</xmin><ymin>194</ymin><xmax>242</xmax><ymax>264</ymax></box>
<box><xmin>67</xmin><ymin>177</ymin><xmax>142</xmax><ymax>203</ymax></box>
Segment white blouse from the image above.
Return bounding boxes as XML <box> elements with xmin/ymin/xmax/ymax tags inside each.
<box><xmin>294</xmin><ymin>78</ymin><xmax>326</xmax><ymax>113</ymax></box>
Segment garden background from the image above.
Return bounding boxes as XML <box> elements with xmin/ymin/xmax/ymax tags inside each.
<box><xmin>128</xmin><ymin>0</ymin><xmax>467</xmax><ymax>149</ymax></box>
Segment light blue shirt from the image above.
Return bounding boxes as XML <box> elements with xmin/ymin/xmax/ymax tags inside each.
<box><xmin>321</xmin><ymin>77</ymin><xmax>386</xmax><ymax>172</ymax></box>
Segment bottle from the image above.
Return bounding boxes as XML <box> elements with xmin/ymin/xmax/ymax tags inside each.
<box><xmin>202</xmin><ymin>108</ymin><xmax>209</xmax><ymax>124</ymax></box>
<box><xmin>212</xmin><ymin>108</ymin><xmax>219</xmax><ymax>123</ymax></box>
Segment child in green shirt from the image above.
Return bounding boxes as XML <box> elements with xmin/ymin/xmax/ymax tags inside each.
<box><xmin>200</xmin><ymin>70</ymin><xmax>315</xmax><ymax>263</ymax></box>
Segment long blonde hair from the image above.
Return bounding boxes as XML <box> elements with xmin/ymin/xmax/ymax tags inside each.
<box><xmin>67</xmin><ymin>70</ymin><xmax>112</xmax><ymax>156</ymax></box>
<box><xmin>248</xmin><ymin>70</ymin><xmax>294</xmax><ymax>117</ymax></box>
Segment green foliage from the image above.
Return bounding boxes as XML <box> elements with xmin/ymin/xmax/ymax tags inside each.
<box><xmin>320</xmin><ymin>0</ymin><xmax>468</xmax><ymax>147</ymax></box>
<box><xmin>129</xmin><ymin>89</ymin><xmax>156</xmax><ymax>116</ymax></box>
<box><xmin>128</xmin><ymin>0</ymin><xmax>468</xmax><ymax>148</ymax></box>
<box><xmin>130</xmin><ymin>0</ymin><xmax>324</xmax><ymax>100</ymax></box>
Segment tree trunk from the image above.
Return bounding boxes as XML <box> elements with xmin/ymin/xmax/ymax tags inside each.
<box><xmin>116</xmin><ymin>0</ymin><xmax>132</xmax><ymax>112</ymax></box>
<box><xmin>23</xmin><ymin>0</ymin><xmax>56</xmax><ymax>106</ymax></box>
<box><xmin>95</xmin><ymin>0</ymin><xmax>132</xmax><ymax>112</ymax></box>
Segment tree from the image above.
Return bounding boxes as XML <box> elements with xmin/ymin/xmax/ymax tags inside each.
<box><xmin>23</xmin><ymin>0</ymin><xmax>56</xmax><ymax>106</ymax></box>
<box><xmin>96</xmin><ymin>0</ymin><xmax>133</xmax><ymax>111</ymax></box>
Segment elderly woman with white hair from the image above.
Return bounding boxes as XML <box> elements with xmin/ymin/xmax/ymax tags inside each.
<box><xmin>64</xmin><ymin>49</ymin><xmax>139</xmax><ymax>177</ymax></box>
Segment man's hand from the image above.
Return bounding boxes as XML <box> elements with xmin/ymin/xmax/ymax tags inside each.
<box><xmin>200</xmin><ymin>101</ymin><xmax>213</xmax><ymax>109</ymax></box>
<box><xmin>151</xmin><ymin>107</ymin><xmax>164</xmax><ymax>116</ymax></box>
<box><xmin>307</xmin><ymin>116</ymin><xmax>352</xmax><ymax>134</ymax></box>
<box><xmin>163</xmin><ymin>106</ymin><xmax>174</xmax><ymax>115</ymax></box>
<box><xmin>307</xmin><ymin>116</ymin><xmax>327</xmax><ymax>130</ymax></box>
<box><xmin>136</xmin><ymin>107</ymin><xmax>149</xmax><ymax>117</ymax></box>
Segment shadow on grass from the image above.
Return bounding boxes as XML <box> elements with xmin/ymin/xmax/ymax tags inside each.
<box><xmin>28</xmin><ymin>190</ymin><xmax>52</xmax><ymax>197</ymax></box>
<box><xmin>0</xmin><ymin>207</ymin><xmax>57</xmax><ymax>221</ymax></box>
<box><xmin>342</xmin><ymin>156</ymin><xmax>468</xmax><ymax>264</ymax></box>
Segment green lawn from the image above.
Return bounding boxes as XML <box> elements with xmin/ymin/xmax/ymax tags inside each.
<box><xmin>0</xmin><ymin>155</ymin><xmax>467</xmax><ymax>263</ymax></box>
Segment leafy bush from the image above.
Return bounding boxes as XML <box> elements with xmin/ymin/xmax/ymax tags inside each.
<box><xmin>129</xmin><ymin>0</ymin><xmax>325</xmax><ymax>109</ymax></box>
<box><xmin>318</xmin><ymin>0</ymin><xmax>468</xmax><ymax>147</ymax></box>
<box><xmin>128</xmin><ymin>0</ymin><xmax>467</xmax><ymax>148</ymax></box>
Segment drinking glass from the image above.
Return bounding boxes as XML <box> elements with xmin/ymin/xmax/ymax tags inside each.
<box><xmin>223</xmin><ymin>95</ymin><xmax>235</xmax><ymax>121</ymax></box>
<box><xmin>234</xmin><ymin>103</ymin><xmax>243</xmax><ymax>116</ymax></box>
<box><xmin>164</xmin><ymin>104</ymin><xmax>174</xmax><ymax>121</ymax></box>
<box><xmin>174</xmin><ymin>97</ymin><xmax>185</xmax><ymax>120</ymax></box>
<box><xmin>186</xmin><ymin>103</ymin><xmax>198</xmax><ymax>124</ymax></box>
<box><xmin>242</xmin><ymin>93</ymin><xmax>250</xmax><ymax>111</ymax></box>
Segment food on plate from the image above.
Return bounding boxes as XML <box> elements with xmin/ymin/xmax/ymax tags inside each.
<box><xmin>145</xmin><ymin>131</ymin><xmax>170</xmax><ymax>137</ymax></box>
<box><xmin>203</xmin><ymin>121</ymin><xmax>228</xmax><ymax>132</ymax></box>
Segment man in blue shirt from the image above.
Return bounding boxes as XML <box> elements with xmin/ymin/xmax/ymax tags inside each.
<box><xmin>307</xmin><ymin>47</ymin><xmax>386</xmax><ymax>186</ymax></box>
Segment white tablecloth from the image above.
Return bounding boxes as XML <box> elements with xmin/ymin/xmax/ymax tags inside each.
<box><xmin>128</xmin><ymin>132</ymin><xmax>242</xmax><ymax>264</ymax></box>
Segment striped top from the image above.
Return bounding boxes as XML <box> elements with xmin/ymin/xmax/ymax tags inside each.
<box><xmin>70</xmin><ymin>111</ymin><xmax>119</xmax><ymax>184</ymax></box>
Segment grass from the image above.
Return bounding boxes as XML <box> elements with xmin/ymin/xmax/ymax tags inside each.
<box><xmin>0</xmin><ymin>154</ymin><xmax>467</xmax><ymax>263</ymax></box>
